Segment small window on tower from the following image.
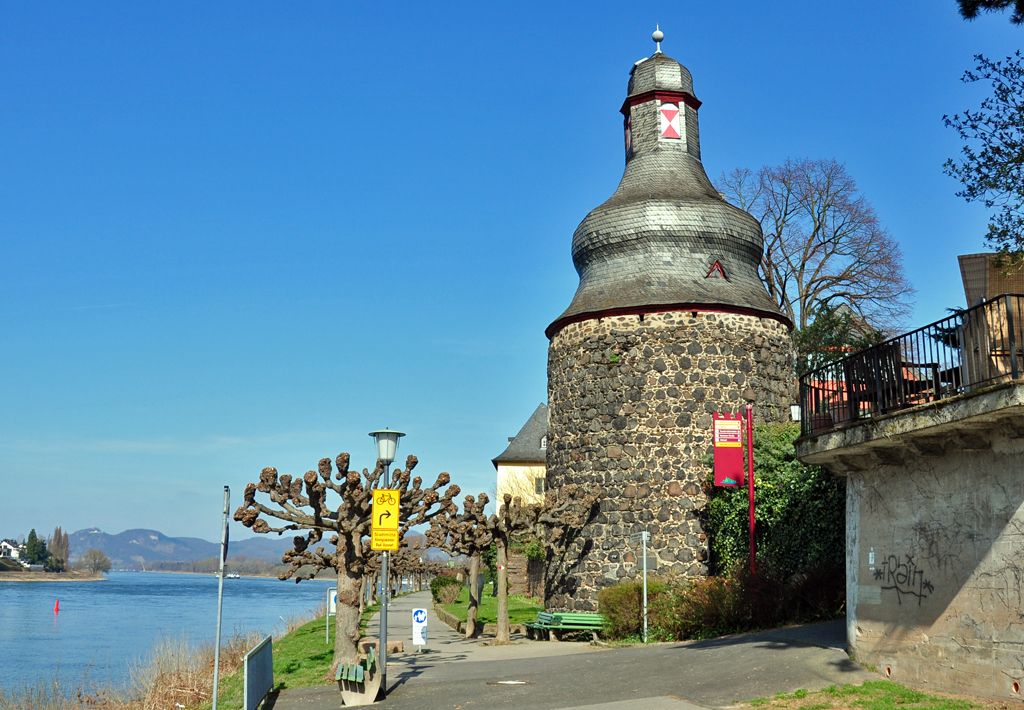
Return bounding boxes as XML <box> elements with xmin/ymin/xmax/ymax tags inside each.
<box><xmin>706</xmin><ymin>260</ymin><xmax>727</xmax><ymax>279</ymax></box>
<box><xmin>624</xmin><ymin>115</ymin><xmax>632</xmax><ymax>153</ymax></box>
<box><xmin>660</xmin><ymin>102</ymin><xmax>681</xmax><ymax>139</ymax></box>
<box><xmin>535</xmin><ymin>478</ymin><xmax>546</xmax><ymax>495</ymax></box>
<box><xmin>540</xmin><ymin>436</ymin><xmax>547</xmax><ymax>449</ymax></box>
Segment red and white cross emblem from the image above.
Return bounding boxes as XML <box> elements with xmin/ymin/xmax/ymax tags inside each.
<box><xmin>660</xmin><ymin>103</ymin><xmax>681</xmax><ymax>139</ymax></box>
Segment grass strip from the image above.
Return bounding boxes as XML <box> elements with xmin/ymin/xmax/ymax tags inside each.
<box><xmin>196</xmin><ymin>616</ymin><xmax>335</xmax><ymax>709</ymax></box>
<box><xmin>747</xmin><ymin>680</ymin><xmax>981</xmax><ymax>710</ymax></box>
<box><xmin>441</xmin><ymin>583</ymin><xmax>543</xmax><ymax>625</ymax></box>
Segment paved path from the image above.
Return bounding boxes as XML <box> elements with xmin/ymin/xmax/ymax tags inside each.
<box><xmin>270</xmin><ymin>591</ymin><xmax>873</xmax><ymax>710</ymax></box>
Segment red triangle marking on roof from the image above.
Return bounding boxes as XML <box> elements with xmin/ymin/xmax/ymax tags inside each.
<box><xmin>662</xmin><ymin>125</ymin><xmax>680</xmax><ymax>139</ymax></box>
<box><xmin>706</xmin><ymin>260</ymin><xmax>726</xmax><ymax>279</ymax></box>
<box><xmin>661</xmin><ymin>108</ymin><xmax>679</xmax><ymax>121</ymax></box>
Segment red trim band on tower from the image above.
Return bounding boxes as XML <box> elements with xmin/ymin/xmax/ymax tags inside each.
<box><xmin>545</xmin><ymin>303</ymin><xmax>793</xmax><ymax>340</ymax></box>
<box><xmin>620</xmin><ymin>90</ymin><xmax>702</xmax><ymax>117</ymax></box>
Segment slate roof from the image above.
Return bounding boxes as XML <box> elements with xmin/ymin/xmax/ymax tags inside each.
<box><xmin>548</xmin><ymin>52</ymin><xmax>788</xmax><ymax>338</ymax></box>
<box><xmin>491</xmin><ymin>403</ymin><xmax>548</xmax><ymax>469</ymax></box>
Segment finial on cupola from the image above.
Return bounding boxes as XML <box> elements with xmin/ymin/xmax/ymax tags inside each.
<box><xmin>652</xmin><ymin>24</ymin><xmax>664</xmax><ymax>54</ymax></box>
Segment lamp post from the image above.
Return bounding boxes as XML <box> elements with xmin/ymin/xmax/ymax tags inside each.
<box><xmin>369</xmin><ymin>428</ymin><xmax>404</xmax><ymax>700</ymax></box>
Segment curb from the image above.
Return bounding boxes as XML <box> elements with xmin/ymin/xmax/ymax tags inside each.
<box><xmin>432</xmin><ymin>601</ymin><xmax>525</xmax><ymax>637</ymax></box>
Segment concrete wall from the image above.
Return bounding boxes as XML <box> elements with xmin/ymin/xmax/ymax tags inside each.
<box><xmin>798</xmin><ymin>382</ymin><xmax>1024</xmax><ymax>700</ymax></box>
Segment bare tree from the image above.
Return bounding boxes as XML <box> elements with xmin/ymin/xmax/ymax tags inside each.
<box><xmin>78</xmin><ymin>548</ymin><xmax>111</xmax><ymax>574</ymax></box>
<box><xmin>432</xmin><ymin>484</ymin><xmax>602</xmax><ymax>643</ymax></box>
<box><xmin>427</xmin><ymin>494</ymin><xmax>492</xmax><ymax>637</ymax></box>
<box><xmin>234</xmin><ymin>452</ymin><xmax>459</xmax><ymax>668</ymax></box>
<box><xmin>718</xmin><ymin>158</ymin><xmax>914</xmax><ymax>332</ymax></box>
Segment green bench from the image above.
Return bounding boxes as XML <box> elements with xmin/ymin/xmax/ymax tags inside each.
<box><xmin>525</xmin><ymin>611</ymin><xmax>605</xmax><ymax>641</ymax></box>
<box><xmin>335</xmin><ymin>644</ymin><xmax>377</xmax><ymax>684</ymax></box>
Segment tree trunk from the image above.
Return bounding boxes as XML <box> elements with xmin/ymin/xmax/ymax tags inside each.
<box><xmin>332</xmin><ymin>571</ymin><xmax>363</xmax><ymax>669</ymax></box>
<box><xmin>466</xmin><ymin>552</ymin><xmax>481</xmax><ymax>638</ymax></box>
<box><xmin>495</xmin><ymin>539</ymin><xmax>510</xmax><ymax>643</ymax></box>
<box><xmin>358</xmin><ymin>576</ymin><xmax>367</xmax><ymax>616</ymax></box>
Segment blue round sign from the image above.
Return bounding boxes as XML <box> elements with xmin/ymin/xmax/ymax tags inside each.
<box><xmin>413</xmin><ymin>609</ymin><xmax>427</xmax><ymax>624</ymax></box>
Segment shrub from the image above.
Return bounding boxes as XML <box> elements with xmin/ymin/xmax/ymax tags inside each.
<box><xmin>598</xmin><ymin>562</ymin><xmax>844</xmax><ymax>642</ymax></box>
<box><xmin>430</xmin><ymin>575</ymin><xmax>463</xmax><ymax>604</ymax></box>
<box><xmin>597</xmin><ymin>578</ymin><xmax>668</xmax><ymax>638</ymax></box>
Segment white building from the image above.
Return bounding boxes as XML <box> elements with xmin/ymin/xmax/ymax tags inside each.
<box><xmin>0</xmin><ymin>541</ymin><xmax>22</xmax><ymax>560</ymax></box>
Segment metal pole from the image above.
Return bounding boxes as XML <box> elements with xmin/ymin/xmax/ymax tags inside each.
<box><xmin>746</xmin><ymin>404</ymin><xmax>755</xmax><ymax>577</ymax></box>
<box><xmin>642</xmin><ymin>533</ymin><xmax>648</xmax><ymax>644</ymax></box>
<box><xmin>212</xmin><ymin>486</ymin><xmax>229</xmax><ymax>710</ymax></box>
<box><xmin>326</xmin><ymin>588</ymin><xmax>330</xmax><ymax>645</ymax></box>
<box><xmin>380</xmin><ymin>549</ymin><xmax>389</xmax><ymax>697</ymax></box>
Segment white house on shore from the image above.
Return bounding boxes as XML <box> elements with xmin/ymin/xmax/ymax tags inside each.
<box><xmin>0</xmin><ymin>541</ymin><xmax>23</xmax><ymax>560</ymax></box>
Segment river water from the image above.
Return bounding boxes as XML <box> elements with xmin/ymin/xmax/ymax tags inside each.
<box><xmin>0</xmin><ymin>571</ymin><xmax>335</xmax><ymax>691</ymax></box>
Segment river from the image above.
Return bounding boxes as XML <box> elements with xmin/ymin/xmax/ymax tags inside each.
<box><xmin>0</xmin><ymin>571</ymin><xmax>335</xmax><ymax>691</ymax></box>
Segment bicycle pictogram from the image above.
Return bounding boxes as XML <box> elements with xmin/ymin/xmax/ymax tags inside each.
<box><xmin>376</xmin><ymin>491</ymin><xmax>396</xmax><ymax>505</ymax></box>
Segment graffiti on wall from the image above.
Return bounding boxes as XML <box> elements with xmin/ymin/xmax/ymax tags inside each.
<box><xmin>873</xmin><ymin>553</ymin><xmax>934</xmax><ymax>605</ymax></box>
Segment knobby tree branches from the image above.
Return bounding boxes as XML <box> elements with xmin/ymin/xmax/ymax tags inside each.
<box><xmin>432</xmin><ymin>484</ymin><xmax>602</xmax><ymax>643</ymax></box>
<box><xmin>717</xmin><ymin>158</ymin><xmax>914</xmax><ymax>333</ymax></box>
<box><xmin>944</xmin><ymin>52</ymin><xmax>1024</xmax><ymax>260</ymax></box>
<box><xmin>427</xmin><ymin>493</ymin><xmax>493</xmax><ymax>637</ymax></box>
<box><xmin>234</xmin><ymin>452</ymin><xmax>459</xmax><ymax>666</ymax></box>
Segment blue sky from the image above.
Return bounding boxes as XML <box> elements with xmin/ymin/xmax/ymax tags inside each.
<box><xmin>1</xmin><ymin>2</ymin><xmax>1019</xmax><ymax>543</ymax></box>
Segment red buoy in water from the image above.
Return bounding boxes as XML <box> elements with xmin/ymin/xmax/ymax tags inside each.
<box><xmin>54</xmin><ymin>600</ymin><xmax>59</xmax><ymax>613</ymax></box>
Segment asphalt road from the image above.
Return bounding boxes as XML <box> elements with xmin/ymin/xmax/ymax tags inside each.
<box><xmin>270</xmin><ymin>592</ymin><xmax>873</xmax><ymax>710</ymax></box>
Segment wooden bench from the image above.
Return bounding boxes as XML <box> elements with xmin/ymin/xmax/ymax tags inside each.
<box><xmin>525</xmin><ymin>611</ymin><xmax>605</xmax><ymax>641</ymax></box>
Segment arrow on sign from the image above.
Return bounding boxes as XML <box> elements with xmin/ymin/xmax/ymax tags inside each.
<box><xmin>378</xmin><ymin>509</ymin><xmax>392</xmax><ymax>527</ymax></box>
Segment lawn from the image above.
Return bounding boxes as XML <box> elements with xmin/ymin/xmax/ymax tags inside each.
<box><xmin>441</xmin><ymin>583</ymin><xmax>544</xmax><ymax>625</ymax></box>
<box><xmin>746</xmin><ymin>680</ymin><xmax>989</xmax><ymax>710</ymax></box>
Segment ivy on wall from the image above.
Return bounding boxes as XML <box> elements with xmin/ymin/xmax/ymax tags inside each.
<box><xmin>705</xmin><ymin>422</ymin><xmax>845</xmax><ymax>580</ymax></box>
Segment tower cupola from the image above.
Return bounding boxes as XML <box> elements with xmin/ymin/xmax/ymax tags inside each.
<box><xmin>547</xmin><ymin>35</ymin><xmax>788</xmax><ymax>338</ymax></box>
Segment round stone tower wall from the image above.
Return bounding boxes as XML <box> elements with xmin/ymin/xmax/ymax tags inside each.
<box><xmin>545</xmin><ymin>309</ymin><xmax>792</xmax><ymax>612</ymax></box>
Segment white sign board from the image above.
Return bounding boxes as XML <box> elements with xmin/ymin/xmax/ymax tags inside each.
<box><xmin>412</xmin><ymin>608</ymin><xmax>428</xmax><ymax>646</ymax></box>
<box><xmin>328</xmin><ymin>587</ymin><xmax>337</xmax><ymax>616</ymax></box>
<box><xmin>629</xmin><ymin>531</ymin><xmax>651</xmax><ymax>544</ymax></box>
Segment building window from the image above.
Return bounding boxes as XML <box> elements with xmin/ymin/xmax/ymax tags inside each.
<box><xmin>540</xmin><ymin>436</ymin><xmax>547</xmax><ymax>449</ymax></box>
<box><xmin>660</xmin><ymin>102</ymin><xmax>681</xmax><ymax>139</ymax></box>
<box><xmin>535</xmin><ymin>478</ymin><xmax>546</xmax><ymax>495</ymax></box>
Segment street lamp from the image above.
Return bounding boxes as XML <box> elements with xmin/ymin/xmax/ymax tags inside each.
<box><xmin>369</xmin><ymin>428</ymin><xmax>404</xmax><ymax>700</ymax></box>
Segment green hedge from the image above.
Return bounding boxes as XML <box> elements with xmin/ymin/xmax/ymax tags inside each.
<box><xmin>430</xmin><ymin>574</ymin><xmax>463</xmax><ymax>603</ymax></box>
<box><xmin>706</xmin><ymin>422</ymin><xmax>845</xmax><ymax>580</ymax></box>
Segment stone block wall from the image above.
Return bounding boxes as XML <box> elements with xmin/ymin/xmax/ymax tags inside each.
<box><xmin>545</xmin><ymin>309</ymin><xmax>793</xmax><ymax>611</ymax></box>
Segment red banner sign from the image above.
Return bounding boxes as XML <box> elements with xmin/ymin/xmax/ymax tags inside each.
<box><xmin>712</xmin><ymin>413</ymin><xmax>745</xmax><ymax>486</ymax></box>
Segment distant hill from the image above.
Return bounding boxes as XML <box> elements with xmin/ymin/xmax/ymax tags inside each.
<box><xmin>67</xmin><ymin>528</ymin><xmax>435</xmax><ymax>568</ymax></box>
<box><xmin>68</xmin><ymin>528</ymin><xmax>297</xmax><ymax>567</ymax></box>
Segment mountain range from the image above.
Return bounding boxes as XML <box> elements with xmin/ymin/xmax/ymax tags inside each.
<box><xmin>68</xmin><ymin>527</ymin><xmax>298</xmax><ymax>567</ymax></box>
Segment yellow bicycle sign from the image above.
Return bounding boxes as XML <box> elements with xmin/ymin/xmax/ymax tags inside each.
<box><xmin>372</xmin><ymin>489</ymin><xmax>399</xmax><ymax>530</ymax></box>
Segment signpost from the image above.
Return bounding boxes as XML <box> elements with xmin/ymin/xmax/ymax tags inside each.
<box><xmin>412</xmin><ymin>608</ymin><xmax>427</xmax><ymax>652</ymax></box>
<box><xmin>371</xmin><ymin>488</ymin><xmax>400</xmax><ymax>698</ymax></box>
<box><xmin>325</xmin><ymin>587</ymin><xmax>337</xmax><ymax>644</ymax></box>
<box><xmin>371</xmin><ymin>490</ymin><xmax>400</xmax><ymax>552</ymax></box>
<box><xmin>713</xmin><ymin>405</ymin><xmax>757</xmax><ymax>576</ymax></box>
<box><xmin>629</xmin><ymin>530</ymin><xmax>651</xmax><ymax>643</ymax></box>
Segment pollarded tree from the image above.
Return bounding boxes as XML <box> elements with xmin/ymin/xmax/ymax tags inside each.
<box><xmin>717</xmin><ymin>159</ymin><xmax>914</xmax><ymax>332</ymax></box>
<box><xmin>433</xmin><ymin>484</ymin><xmax>602</xmax><ymax>643</ymax></box>
<box><xmin>426</xmin><ymin>494</ymin><xmax>492</xmax><ymax>637</ymax></box>
<box><xmin>944</xmin><ymin>52</ymin><xmax>1024</xmax><ymax>261</ymax></box>
<box><xmin>234</xmin><ymin>452</ymin><xmax>460</xmax><ymax>668</ymax></box>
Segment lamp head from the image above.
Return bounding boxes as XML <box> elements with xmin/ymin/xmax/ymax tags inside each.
<box><xmin>369</xmin><ymin>428</ymin><xmax>405</xmax><ymax>465</ymax></box>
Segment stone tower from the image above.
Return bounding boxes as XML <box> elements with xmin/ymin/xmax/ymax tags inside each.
<box><xmin>545</xmin><ymin>36</ymin><xmax>793</xmax><ymax>611</ymax></box>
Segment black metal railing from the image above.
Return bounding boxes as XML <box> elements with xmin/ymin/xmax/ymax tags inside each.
<box><xmin>798</xmin><ymin>294</ymin><xmax>1024</xmax><ymax>437</ymax></box>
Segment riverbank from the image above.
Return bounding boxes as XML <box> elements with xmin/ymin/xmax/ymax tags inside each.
<box><xmin>0</xmin><ymin>570</ymin><xmax>105</xmax><ymax>582</ymax></box>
